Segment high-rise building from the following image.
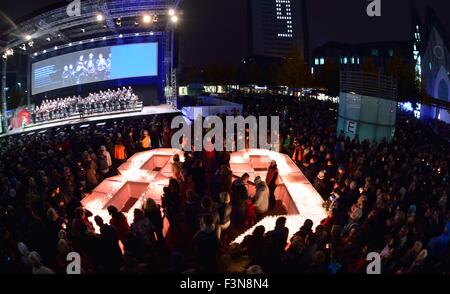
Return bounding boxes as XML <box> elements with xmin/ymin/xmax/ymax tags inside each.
<box><xmin>247</xmin><ymin>0</ymin><xmax>309</xmax><ymax>59</ymax></box>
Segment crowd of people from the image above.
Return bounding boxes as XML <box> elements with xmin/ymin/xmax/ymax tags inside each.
<box><xmin>0</xmin><ymin>93</ymin><xmax>449</xmax><ymax>274</ymax></box>
<box><xmin>33</xmin><ymin>87</ymin><xmax>139</xmax><ymax>123</ymax></box>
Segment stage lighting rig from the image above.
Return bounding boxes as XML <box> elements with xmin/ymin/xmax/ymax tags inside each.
<box><xmin>143</xmin><ymin>14</ymin><xmax>152</xmax><ymax>24</ymax></box>
<box><xmin>96</xmin><ymin>13</ymin><xmax>104</xmax><ymax>22</ymax></box>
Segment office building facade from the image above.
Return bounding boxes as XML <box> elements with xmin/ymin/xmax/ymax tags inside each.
<box><xmin>247</xmin><ymin>0</ymin><xmax>309</xmax><ymax>59</ymax></box>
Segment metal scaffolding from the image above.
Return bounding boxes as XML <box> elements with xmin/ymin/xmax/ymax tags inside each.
<box><xmin>0</xmin><ymin>0</ymin><xmax>180</xmax><ymax>132</ymax></box>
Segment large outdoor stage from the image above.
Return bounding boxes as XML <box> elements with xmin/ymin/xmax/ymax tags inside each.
<box><xmin>0</xmin><ymin>105</ymin><xmax>180</xmax><ymax>138</ymax></box>
<box><xmin>0</xmin><ymin>0</ymin><xmax>181</xmax><ymax>135</ymax></box>
<box><xmin>81</xmin><ymin>148</ymin><xmax>327</xmax><ymax>240</ymax></box>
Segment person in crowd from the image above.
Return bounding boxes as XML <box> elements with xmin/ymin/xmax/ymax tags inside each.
<box><xmin>161</xmin><ymin>179</ymin><xmax>181</xmax><ymax>233</ymax></box>
<box><xmin>217</xmin><ymin>192</ymin><xmax>232</xmax><ymax>243</ymax></box>
<box><xmin>94</xmin><ymin>216</ymin><xmax>123</xmax><ymax>273</ymax></box>
<box><xmin>131</xmin><ymin>208</ymin><xmax>156</xmax><ymax>248</ymax></box>
<box><xmin>192</xmin><ymin>214</ymin><xmax>220</xmax><ymax>272</ymax></box>
<box><xmin>241</xmin><ymin>226</ymin><xmax>271</xmax><ymax>270</ymax></box>
<box><xmin>314</xmin><ymin>170</ymin><xmax>331</xmax><ymax>200</ymax></box>
<box><xmin>28</xmin><ymin>251</ymin><xmax>55</xmax><ymax>274</ymax></box>
<box><xmin>100</xmin><ymin>145</ymin><xmax>112</xmax><ymax>173</ymax></box>
<box><xmin>245</xmin><ymin>198</ymin><xmax>257</xmax><ymax>228</ymax></box>
<box><xmin>140</xmin><ymin>130</ymin><xmax>151</xmax><ymax>151</ymax></box>
<box><xmin>171</xmin><ymin>154</ymin><xmax>183</xmax><ymax>180</ymax></box>
<box><xmin>143</xmin><ymin>198</ymin><xmax>164</xmax><ymax>245</ymax></box>
<box><xmin>97</xmin><ymin>148</ymin><xmax>109</xmax><ymax>178</ymax></box>
<box><xmin>253</xmin><ymin>176</ymin><xmax>269</xmax><ymax>219</ymax></box>
<box><xmin>192</xmin><ymin>159</ymin><xmax>206</xmax><ymax>197</ymax></box>
<box><xmin>219</xmin><ymin>243</ymin><xmax>251</xmax><ymax>273</ymax></box>
<box><xmin>266</xmin><ymin>160</ymin><xmax>279</xmax><ymax>210</ymax></box>
<box><xmin>231</xmin><ymin>173</ymin><xmax>250</xmax><ymax>228</ymax></box>
<box><xmin>114</xmin><ymin>138</ymin><xmax>127</xmax><ymax>164</ymax></box>
<box><xmin>107</xmin><ymin>205</ymin><xmax>130</xmax><ymax>244</ymax></box>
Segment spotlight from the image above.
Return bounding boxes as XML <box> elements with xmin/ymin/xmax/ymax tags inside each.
<box><xmin>119</xmin><ymin>34</ymin><xmax>123</xmax><ymax>38</ymax></box>
<box><xmin>28</xmin><ymin>41</ymin><xmax>34</xmax><ymax>47</ymax></box>
<box><xmin>81</xmin><ymin>28</ymin><xmax>86</xmax><ymax>33</ymax></box>
<box><xmin>150</xmin><ymin>31</ymin><xmax>154</xmax><ymax>35</ymax></box>
<box><xmin>46</xmin><ymin>37</ymin><xmax>51</xmax><ymax>42</ymax></box>
<box><xmin>96</xmin><ymin>13</ymin><xmax>104</xmax><ymax>22</ymax></box>
<box><xmin>25</xmin><ymin>35</ymin><xmax>32</xmax><ymax>41</ymax></box>
<box><xmin>57</xmin><ymin>34</ymin><xmax>62</xmax><ymax>38</ymax></box>
<box><xmin>34</xmin><ymin>52</ymin><xmax>38</xmax><ymax>56</ymax></box>
<box><xmin>115</xmin><ymin>17</ymin><xmax>122</xmax><ymax>26</ymax></box>
<box><xmin>79</xmin><ymin>41</ymin><xmax>83</xmax><ymax>44</ymax></box>
<box><xmin>135</xmin><ymin>33</ymin><xmax>139</xmax><ymax>36</ymax></box>
<box><xmin>91</xmin><ymin>38</ymin><xmax>94</xmax><ymax>42</ymax></box>
<box><xmin>171</xmin><ymin>15</ymin><xmax>179</xmax><ymax>23</ymax></box>
<box><xmin>54</xmin><ymin>46</ymin><xmax>58</xmax><ymax>50</ymax></box>
<box><xmin>69</xmin><ymin>42</ymin><xmax>72</xmax><ymax>46</ymax></box>
<box><xmin>20</xmin><ymin>44</ymin><xmax>27</xmax><ymax>51</ymax></box>
<box><xmin>134</xmin><ymin>20</ymin><xmax>139</xmax><ymax>26</ymax></box>
<box><xmin>168</xmin><ymin>9</ymin><xmax>176</xmax><ymax>16</ymax></box>
<box><xmin>143</xmin><ymin>14</ymin><xmax>151</xmax><ymax>23</ymax></box>
<box><xmin>43</xmin><ymin>49</ymin><xmax>47</xmax><ymax>53</ymax></box>
<box><xmin>102</xmin><ymin>36</ymin><xmax>106</xmax><ymax>40</ymax></box>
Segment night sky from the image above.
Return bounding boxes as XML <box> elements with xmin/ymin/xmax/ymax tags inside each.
<box><xmin>1</xmin><ymin>0</ymin><xmax>450</xmax><ymax>67</ymax></box>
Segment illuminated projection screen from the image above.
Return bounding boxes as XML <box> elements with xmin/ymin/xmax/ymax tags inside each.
<box><xmin>32</xmin><ymin>42</ymin><xmax>158</xmax><ymax>95</ymax></box>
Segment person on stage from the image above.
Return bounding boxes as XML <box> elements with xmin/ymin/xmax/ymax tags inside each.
<box><xmin>97</xmin><ymin>53</ymin><xmax>107</xmax><ymax>80</ymax></box>
<box><xmin>76</xmin><ymin>55</ymin><xmax>87</xmax><ymax>84</ymax></box>
<box><xmin>106</xmin><ymin>52</ymin><xmax>112</xmax><ymax>79</ymax></box>
<box><xmin>87</xmin><ymin>53</ymin><xmax>96</xmax><ymax>79</ymax></box>
<box><xmin>62</xmin><ymin>65</ymin><xmax>70</xmax><ymax>85</ymax></box>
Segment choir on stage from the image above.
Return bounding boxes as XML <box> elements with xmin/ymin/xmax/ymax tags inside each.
<box><xmin>33</xmin><ymin>87</ymin><xmax>139</xmax><ymax>123</ymax></box>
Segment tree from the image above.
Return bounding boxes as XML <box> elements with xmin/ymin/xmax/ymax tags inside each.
<box><xmin>316</xmin><ymin>58</ymin><xmax>340</xmax><ymax>96</ymax></box>
<box><xmin>386</xmin><ymin>50</ymin><xmax>419</xmax><ymax>101</ymax></box>
<box><xmin>275</xmin><ymin>48</ymin><xmax>310</xmax><ymax>89</ymax></box>
<box><xmin>361</xmin><ymin>57</ymin><xmax>379</xmax><ymax>74</ymax></box>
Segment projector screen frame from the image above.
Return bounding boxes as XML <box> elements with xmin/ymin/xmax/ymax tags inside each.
<box><xmin>31</xmin><ymin>42</ymin><xmax>159</xmax><ymax>95</ymax></box>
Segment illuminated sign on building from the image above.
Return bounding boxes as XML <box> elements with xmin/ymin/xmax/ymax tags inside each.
<box><xmin>276</xmin><ymin>0</ymin><xmax>293</xmax><ymax>38</ymax></box>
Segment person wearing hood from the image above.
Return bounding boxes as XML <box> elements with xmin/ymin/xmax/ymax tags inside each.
<box><xmin>28</xmin><ymin>251</ymin><xmax>55</xmax><ymax>274</ymax></box>
<box><xmin>17</xmin><ymin>242</ymin><xmax>31</xmax><ymax>267</ymax></box>
<box><xmin>253</xmin><ymin>176</ymin><xmax>269</xmax><ymax>219</ymax></box>
<box><xmin>314</xmin><ymin>170</ymin><xmax>331</xmax><ymax>200</ymax></box>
